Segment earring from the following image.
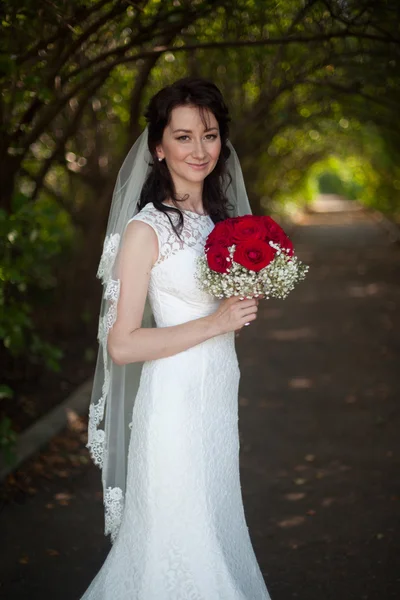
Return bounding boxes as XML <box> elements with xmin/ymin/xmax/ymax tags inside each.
<box><xmin>158</xmin><ymin>156</ymin><xmax>163</xmax><ymax>162</ymax></box>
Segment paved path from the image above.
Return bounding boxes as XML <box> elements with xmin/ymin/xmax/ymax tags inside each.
<box><xmin>1</xmin><ymin>195</ymin><xmax>399</xmax><ymax>599</ymax></box>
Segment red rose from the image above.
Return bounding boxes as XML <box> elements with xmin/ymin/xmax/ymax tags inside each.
<box><xmin>205</xmin><ymin>219</ymin><xmax>234</xmax><ymax>249</ymax></box>
<box><xmin>205</xmin><ymin>214</ymin><xmax>294</xmax><ymax>259</ymax></box>
<box><xmin>233</xmin><ymin>239</ymin><xmax>277</xmax><ymax>272</ymax></box>
<box><xmin>229</xmin><ymin>215</ymin><xmax>268</xmax><ymax>243</ymax></box>
<box><xmin>277</xmin><ymin>234</ymin><xmax>294</xmax><ymax>256</ymax></box>
<box><xmin>262</xmin><ymin>217</ymin><xmax>288</xmax><ymax>242</ymax></box>
<box><xmin>261</xmin><ymin>216</ymin><xmax>294</xmax><ymax>256</ymax></box>
<box><xmin>206</xmin><ymin>243</ymin><xmax>231</xmax><ymax>273</ymax></box>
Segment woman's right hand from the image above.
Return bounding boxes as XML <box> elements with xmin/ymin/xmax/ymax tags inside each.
<box><xmin>210</xmin><ymin>295</ymin><xmax>259</xmax><ymax>336</ymax></box>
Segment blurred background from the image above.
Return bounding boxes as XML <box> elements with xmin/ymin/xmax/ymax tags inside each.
<box><xmin>0</xmin><ymin>1</ymin><xmax>399</xmax><ymax>599</ymax></box>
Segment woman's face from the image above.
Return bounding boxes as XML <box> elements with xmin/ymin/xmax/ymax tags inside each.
<box><xmin>156</xmin><ymin>104</ymin><xmax>221</xmax><ymax>190</ymax></box>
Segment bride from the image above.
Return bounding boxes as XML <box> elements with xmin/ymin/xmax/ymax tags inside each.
<box><xmin>80</xmin><ymin>77</ymin><xmax>271</xmax><ymax>599</ymax></box>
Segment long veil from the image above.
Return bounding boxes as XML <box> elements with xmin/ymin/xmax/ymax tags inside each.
<box><xmin>86</xmin><ymin>126</ymin><xmax>252</xmax><ymax>543</ymax></box>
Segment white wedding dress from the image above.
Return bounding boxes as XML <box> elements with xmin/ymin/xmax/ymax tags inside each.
<box><xmin>80</xmin><ymin>201</ymin><xmax>271</xmax><ymax>600</ymax></box>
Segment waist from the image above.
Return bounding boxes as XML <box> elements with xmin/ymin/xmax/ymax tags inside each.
<box><xmin>154</xmin><ymin>301</ymin><xmax>221</xmax><ymax>328</ymax></box>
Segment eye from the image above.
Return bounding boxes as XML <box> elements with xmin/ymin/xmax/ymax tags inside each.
<box><xmin>176</xmin><ymin>133</ymin><xmax>218</xmax><ymax>141</ymax></box>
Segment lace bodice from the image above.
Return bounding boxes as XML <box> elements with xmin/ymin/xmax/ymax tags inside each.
<box><xmin>127</xmin><ymin>202</ymin><xmax>211</xmax><ymax>265</ymax></box>
<box><xmin>127</xmin><ymin>201</ymin><xmax>220</xmax><ymax>327</ymax></box>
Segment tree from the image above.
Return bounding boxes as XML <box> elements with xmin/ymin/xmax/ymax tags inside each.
<box><xmin>1</xmin><ymin>0</ymin><xmax>400</xmax><ymax>446</ymax></box>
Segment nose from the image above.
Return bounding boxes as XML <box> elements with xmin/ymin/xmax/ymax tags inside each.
<box><xmin>191</xmin><ymin>138</ymin><xmax>207</xmax><ymax>161</ymax></box>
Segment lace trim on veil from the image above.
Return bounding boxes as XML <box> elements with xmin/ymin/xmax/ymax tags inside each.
<box><xmin>85</xmin><ymin>209</ymin><xmax>215</xmax><ymax>544</ymax></box>
<box><xmin>86</xmin><ymin>233</ymin><xmax>124</xmax><ymax>543</ymax></box>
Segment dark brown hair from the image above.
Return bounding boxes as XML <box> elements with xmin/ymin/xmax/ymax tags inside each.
<box><xmin>138</xmin><ymin>77</ymin><xmax>234</xmax><ymax>238</ymax></box>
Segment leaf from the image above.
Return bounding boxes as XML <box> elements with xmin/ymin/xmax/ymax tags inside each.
<box><xmin>0</xmin><ymin>384</ymin><xmax>14</xmax><ymax>400</ymax></box>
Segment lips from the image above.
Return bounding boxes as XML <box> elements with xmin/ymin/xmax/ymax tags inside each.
<box><xmin>187</xmin><ymin>162</ymin><xmax>209</xmax><ymax>168</ymax></box>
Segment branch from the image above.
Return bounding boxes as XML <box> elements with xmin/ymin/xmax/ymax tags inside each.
<box><xmin>65</xmin><ymin>2</ymin><xmax>217</xmax><ymax>81</ymax></box>
<box><xmin>303</xmin><ymin>78</ymin><xmax>399</xmax><ymax>112</ymax></box>
<box><xmin>51</xmin><ymin>2</ymin><xmax>129</xmax><ymax>80</ymax></box>
<box><xmin>63</xmin><ymin>22</ymin><xmax>400</xmax><ymax>85</ymax></box>
<box><xmin>128</xmin><ymin>21</ymin><xmax>185</xmax><ymax>138</ymax></box>
<box><xmin>30</xmin><ymin>73</ymin><xmax>109</xmax><ymax>202</ymax></box>
<box><xmin>15</xmin><ymin>0</ymin><xmax>112</xmax><ymax>65</ymax></box>
<box><xmin>12</xmin><ymin>3</ymin><xmax>127</xmax><ymax>147</ymax></box>
<box><xmin>19</xmin><ymin>166</ymin><xmax>79</xmax><ymax>223</ymax></box>
<box><xmin>11</xmin><ymin>1</ymin><xmax>205</xmax><ymax>150</ymax></box>
<box><xmin>65</xmin><ymin>26</ymin><xmax>400</xmax><ymax>101</ymax></box>
<box><xmin>14</xmin><ymin>5</ymin><xmax>206</xmax><ymax>156</ymax></box>
<box><xmin>12</xmin><ymin>24</ymin><xmax>400</xmax><ymax>168</ymax></box>
<box><xmin>266</xmin><ymin>0</ymin><xmax>321</xmax><ymax>95</ymax></box>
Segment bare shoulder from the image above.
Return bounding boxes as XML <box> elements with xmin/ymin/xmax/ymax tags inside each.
<box><xmin>123</xmin><ymin>217</ymin><xmax>159</xmax><ymax>268</ymax></box>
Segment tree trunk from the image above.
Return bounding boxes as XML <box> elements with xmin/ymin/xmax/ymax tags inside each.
<box><xmin>0</xmin><ymin>154</ymin><xmax>18</xmax><ymax>213</ymax></box>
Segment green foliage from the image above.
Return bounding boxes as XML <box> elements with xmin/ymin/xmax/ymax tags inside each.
<box><xmin>300</xmin><ymin>129</ymin><xmax>400</xmax><ymax>221</ymax></box>
<box><xmin>0</xmin><ymin>385</ymin><xmax>13</xmax><ymax>400</ymax></box>
<box><xmin>0</xmin><ymin>191</ymin><xmax>72</xmax><ymax>369</ymax></box>
<box><xmin>314</xmin><ymin>156</ymin><xmax>366</xmax><ymax>201</ymax></box>
<box><xmin>0</xmin><ymin>0</ymin><xmax>399</xmax><ymax>450</ymax></box>
<box><xmin>2</xmin><ymin>0</ymin><xmax>400</xmax><ymax>221</ymax></box>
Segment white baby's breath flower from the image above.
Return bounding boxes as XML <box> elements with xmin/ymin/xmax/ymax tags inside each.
<box><xmin>195</xmin><ymin>241</ymin><xmax>309</xmax><ymax>300</ymax></box>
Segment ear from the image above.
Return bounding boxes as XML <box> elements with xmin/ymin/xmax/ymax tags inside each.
<box><xmin>155</xmin><ymin>144</ymin><xmax>165</xmax><ymax>160</ymax></box>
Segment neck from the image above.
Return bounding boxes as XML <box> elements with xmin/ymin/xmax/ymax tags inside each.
<box><xmin>171</xmin><ymin>177</ymin><xmax>204</xmax><ymax>212</ymax></box>
<box><xmin>176</xmin><ymin>190</ymin><xmax>203</xmax><ymax>213</ymax></box>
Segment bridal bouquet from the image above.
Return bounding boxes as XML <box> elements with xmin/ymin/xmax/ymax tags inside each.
<box><xmin>195</xmin><ymin>214</ymin><xmax>309</xmax><ymax>299</ymax></box>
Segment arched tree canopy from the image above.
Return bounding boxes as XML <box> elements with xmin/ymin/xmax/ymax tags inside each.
<box><xmin>1</xmin><ymin>0</ymin><xmax>399</xmax><ymax>432</ymax></box>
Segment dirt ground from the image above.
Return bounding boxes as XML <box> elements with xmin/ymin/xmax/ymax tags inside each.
<box><xmin>1</xmin><ymin>195</ymin><xmax>399</xmax><ymax>600</ymax></box>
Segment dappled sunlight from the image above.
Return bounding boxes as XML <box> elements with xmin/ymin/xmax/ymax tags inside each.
<box><xmin>321</xmin><ymin>498</ymin><xmax>336</xmax><ymax>508</ymax></box>
<box><xmin>297</xmin><ymin>292</ymin><xmax>319</xmax><ymax>303</ymax></box>
<box><xmin>309</xmin><ymin>194</ymin><xmax>363</xmax><ymax>213</ymax></box>
<box><xmin>284</xmin><ymin>492</ymin><xmax>306</xmax><ymax>501</ymax></box>
<box><xmin>0</xmin><ymin>0</ymin><xmax>398</xmax><ymax>597</ymax></box>
<box><xmin>257</xmin><ymin>400</ymin><xmax>285</xmax><ymax>409</ymax></box>
<box><xmin>261</xmin><ymin>307</ymin><xmax>283</xmax><ymax>320</ymax></box>
<box><xmin>66</xmin><ymin>408</ymin><xmax>87</xmax><ymax>432</ymax></box>
<box><xmin>266</xmin><ymin>327</ymin><xmax>317</xmax><ymax>341</ymax></box>
<box><xmin>288</xmin><ymin>377</ymin><xmax>314</xmax><ymax>390</ymax></box>
<box><xmin>346</xmin><ymin>282</ymin><xmax>385</xmax><ymax>298</ymax></box>
<box><xmin>302</xmin><ymin>211</ymin><xmax>373</xmax><ymax>226</ymax></box>
<box><xmin>277</xmin><ymin>516</ymin><xmax>306</xmax><ymax>528</ymax></box>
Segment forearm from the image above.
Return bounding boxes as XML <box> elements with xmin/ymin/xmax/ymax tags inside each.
<box><xmin>108</xmin><ymin>314</ymin><xmax>220</xmax><ymax>365</ymax></box>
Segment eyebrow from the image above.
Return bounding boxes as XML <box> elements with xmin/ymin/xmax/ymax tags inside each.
<box><xmin>172</xmin><ymin>127</ymin><xmax>219</xmax><ymax>134</ymax></box>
